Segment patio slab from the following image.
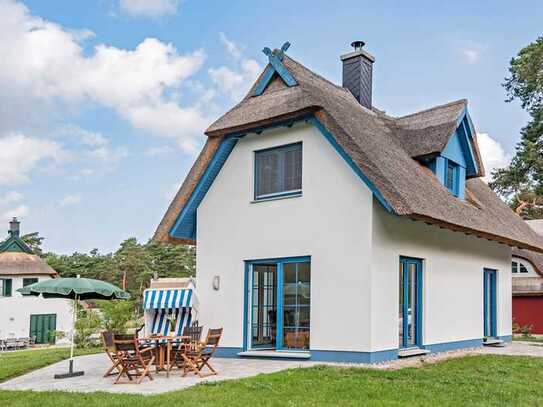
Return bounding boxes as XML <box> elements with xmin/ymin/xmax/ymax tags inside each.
<box><xmin>0</xmin><ymin>353</ymin><xmax>322</xmax><ymax>395</ymax></box>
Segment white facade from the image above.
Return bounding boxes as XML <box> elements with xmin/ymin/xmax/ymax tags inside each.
<box><xmin>195</xmin><ymin>122</ymin><xmax>512</xmax><ymax>361</ymax></box>
<box><xmin>0</xmin><ymin>274</ymin><xmax>72</xmax><ymax>344</ymax></box>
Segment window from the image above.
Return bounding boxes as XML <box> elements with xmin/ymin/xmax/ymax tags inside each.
<box><xmin>445</xmin><ymin>160</ymin><xmax>458</xmax><ymax>194</ymax></box>
<box><xmin>255</xmin><ymin>143</ymin><xmax>302</xmax><ymax>200</ymax></box>
<box><xmin>512</xmin><ymin>261</ymin><xmax>529</xmax><ymax>274</ymax></box>
<box><xmin>0</xmin><ymin>278</ymin><xmax>12</xmax><ymax>297</ymax></box>
<box><xmin>23</xmin><ymin>278</ymin><xmax>38</xmax><ymax>287</ymax></box>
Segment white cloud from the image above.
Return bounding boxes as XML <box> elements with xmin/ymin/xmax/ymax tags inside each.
<box><xmin>68</xmin><ymin>127</ymin><xmax>108</xmax><ymax>147</ymax></box>
<box><xmin>477</xmin><ymin>133</ymin><xmax>511</xmax><ymax>182</ymax></box>
<box><xmin>209</xmin><ymin>34</ymin><xmax>261</xmax><ymax>101</ymax></box>
<box><xmin>219</xmin><ymin>32</ymin><xmax>243</xmax><ymax>59</ymax></box>
<box><xmin>1</xmin><ymin>191</ymin><xmax>23</xmax><ymax>204</ymax></box>
<box><xmin>87</xmin><ymin>146</ymin><xmax>128</xmax><ymax>165</ymax></box>
<box><xmin>0</xmin><ymin>204</ymin><xmax>28</xmax><ymax>222</ymax></box>
<box><xmin>146</xmin><ymin>145</ymin><xmax>173</xmax><ymax>156</ymax></box>
<box><xmin>0</xmin><ymin>134</ymin><xmax>66</xmax><ymax>186</ymax></box>
<box><xmin>457</xmin><ymin>41</ymin><xmax>483</xmax><ymax>64</ymax></box>
<box><xmin>59</xmin><ymin>194</ymin><xmax>82</xmax><ymax>207</ymax></box>
<box><xmin>119</xmin><ymin>0</ymin><xmax>179</xmax><ymax>17</ymax></box>
<box><xmin>0</xmin><ymin>0</ymin><xmax>208</xmax><ymax>153</ymax></box>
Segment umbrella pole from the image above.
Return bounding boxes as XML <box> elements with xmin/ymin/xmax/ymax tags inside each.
<box><xmin>54</xmin><ymin>295</ymin><xmax>84</xmax><ymax>379</ymax></box>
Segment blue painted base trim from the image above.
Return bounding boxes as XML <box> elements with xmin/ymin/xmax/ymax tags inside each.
<box><xmin>309</xmin><ymin>349</ymin><xmax>398</xmax><ymax>364</ymax></box>
<box><xmin>215</xmin><ymin>347</ymin><xmax>243</xmax><ymax>358</ymax></box>
<box><xmin>423</xmin><ymin>338</ymin><xmax>483</xmax><ymax>353</ymax></box>
<box><xmin>218</xmin><ymin>336</ymin><xmax>507</xmax><ymax>364</ymax></box>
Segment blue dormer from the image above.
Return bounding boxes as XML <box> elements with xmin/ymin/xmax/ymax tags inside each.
<box><xmin>422</xmin><ymin>114</ymin><xmax>478</xmax><ymax>200</ymax></box>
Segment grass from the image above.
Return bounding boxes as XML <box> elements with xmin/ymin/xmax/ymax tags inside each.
<box><xmin>1</xmin><ymin>354</ymin><xmax>543</xmax><ymax>406</ymax></box>
<box><xmin>513</xmin><ymin>335</ymin><xmax>543</xmax><ymax>343</ymax></box>
<box><xmin>0</xmin><ymin>347</ymin><xmax>100</xmax><ymax>383</ymax></box>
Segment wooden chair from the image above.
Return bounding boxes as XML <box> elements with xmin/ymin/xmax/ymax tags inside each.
<box><xmin>169</xmin><ymin>323</ymin><xmax>203</xmax><ymax>374</ymax></box>
<box><xmin>101</xmin><ymin>331</ymin><xmax>122</xmax><ymax>377</ymax></box>
<box><xmin>113</xmin><ymin>333</ymin><xmax>155</xmax><ymax>384</ymax></box>
<box><xmin>182</xmin><ymin>328</ymin><xmax>223</xmax><ymax>378</ymax></box>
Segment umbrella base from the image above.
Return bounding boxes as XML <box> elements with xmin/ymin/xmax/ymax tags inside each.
<box><xmin>54</xmin><ymin>359</ymin><xmax>85</xmax><ymax>379</ymax></box>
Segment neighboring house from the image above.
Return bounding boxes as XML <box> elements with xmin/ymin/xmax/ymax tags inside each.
<box><xmin>0</xmin><ymin>218</ymin><xmax>72</xmax><ymax>344</ymax></box>
<box><xmin>512</xmin><ymin>220</ymin><xmax>543</xmax><ymax>333</ymax></box>
<box><xmin>154</xmin><ymin>41</ymin><xmax>543</xmax><ymax>363</ymax></box>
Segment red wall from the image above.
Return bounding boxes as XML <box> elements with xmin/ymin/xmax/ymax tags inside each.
<box><xmin>513</xmin><ymin>296</ymin><xmax>543</xmax><ymax>334</ymax></box>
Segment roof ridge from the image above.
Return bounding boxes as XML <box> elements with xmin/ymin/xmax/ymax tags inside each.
<box><xmin>396</xmin><ymin>99</ymin><xmax>467</xmax><ymax>121</ymax></box>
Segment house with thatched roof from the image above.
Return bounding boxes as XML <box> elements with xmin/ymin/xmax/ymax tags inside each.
<box><xmin>511</xmin><ymin>220</ymin><xmax>543</xmax><ymax>333</ymax></box>
<box><xmin>0</xmin><ymin>218</ymin><xmax>72</xmax><ymax>344</ymax></box>
<box><xmin>154</xmin><ymin>41</ymin><xmax>543</xmax><ymax>363</ymax></box>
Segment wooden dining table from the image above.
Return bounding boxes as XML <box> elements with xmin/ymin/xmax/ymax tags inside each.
<box><xmin>141</xmin><ymin>335</ymin><xmax>190</xmax><ymax>377</ymax></box>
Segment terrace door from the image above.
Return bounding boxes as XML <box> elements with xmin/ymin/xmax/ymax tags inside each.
<box><xmin>483</xmin><ymin>269</ymin><xmax>497</xmax><ymax>338</ymax></box>
<box><xmin>251</xmin><ymin>264</ymin><xmax>277</xmax><ymax>349</ymax></box>
<box><xmin>399</xmin><ymin>257</ymin><xmax>422</xmax><ymax>349</ymax></box>
<box><xmin>30</xmin><ymin>314</ymin><xmax>57</xmax><ymax>344</ymax></box>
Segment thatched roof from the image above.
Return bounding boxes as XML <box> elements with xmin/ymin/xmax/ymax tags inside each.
<box><xmin>154</xmin><ymin>53</ymin><xmax>543</xmax><ymax>254</ymax></box>
<box><xmin>0</xmin><ymin>252</ymin><xmax>57</xmax><ymax>276</ymax></box>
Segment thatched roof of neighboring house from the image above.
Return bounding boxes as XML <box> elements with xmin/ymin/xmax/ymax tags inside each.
<box><xmin>0</xmin><ymin>252</ymin><xmax>57</xmax><ymax>277</ymax></box>
<box><xmin>154</xmin><ymin>53</ymin><xmax>543</xmax><ymax>254</ymax></box>
<box><xmin>0</xmin><ymin>218</ymin><xmax>57</xmax><ymax>277</ymax></box>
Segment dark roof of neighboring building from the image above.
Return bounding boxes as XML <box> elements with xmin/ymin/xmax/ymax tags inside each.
<box><xmin>154</xmin><ymin>53</ymin><xmax>543</xmax><ymax>254</ymax></box>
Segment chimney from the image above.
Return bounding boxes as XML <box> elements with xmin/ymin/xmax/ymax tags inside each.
<box><xmin>341</xmin><ymin>40</ymin><xmax>375</xmax><ymax>109</ymax></box>
<box><xmin>9</xmin><ymin>217</ymin><xmax>20</xmax><ymax>237</ymax></box>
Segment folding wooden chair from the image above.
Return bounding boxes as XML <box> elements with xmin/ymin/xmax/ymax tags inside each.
<box><xmin>169</xmin><ymin>322</ymin><xmax>203</xmax><ymax>374</ymax></box>
<box><xmin>101</xmin><ymin>331</ymin><xmax>122</xmax><ymax>377</ymax></box>
<box><xmin>113</xmin><ymin>333</ymin><xmax>155</xmax><ymax>384</ymax></box>
<box><xmin>182</xmin><ymin>328</ymin><xmax>223</xmax><ymax>378</ymax></box>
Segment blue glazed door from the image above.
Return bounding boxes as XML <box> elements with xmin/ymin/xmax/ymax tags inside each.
<box><xmin>399</xmin><ymin>257</ymin><xmax>423</xmax><ymax>349</ymax></box>
<box><xmin>483</xmin><ymin>269</ymin><xmax>497</xmax><ymax>338</ymax></box>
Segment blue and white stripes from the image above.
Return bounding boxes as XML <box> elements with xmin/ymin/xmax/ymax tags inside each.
<box><xmin>144</xmin><ymin>288</ymin><xmax>195</xmax><ymax>336</ymax></box>
<box><xmin>150</xmin><ymin>308</ymin><xmax>193</xmax><ymax>336</ymax></box>
<box><xmin>144</xmin><ymin>289</ymin><xmax>193</xmax><ymax>310</ymax></box>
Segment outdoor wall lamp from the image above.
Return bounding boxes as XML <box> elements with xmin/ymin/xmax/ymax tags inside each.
<box><xmin>212</xmin><ymin>275</ymin><xmax>220</xmax><ymax>291</ymax></box>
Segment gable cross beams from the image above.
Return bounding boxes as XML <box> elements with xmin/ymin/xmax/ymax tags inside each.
<box><xmin>254</xmin><ymin>42</ymin><xmax>298</xmax><ymax>96</ymax></box>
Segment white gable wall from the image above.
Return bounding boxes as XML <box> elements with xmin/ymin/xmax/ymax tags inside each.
<box><xmin>371</xmin><ymin>201</ymin><xmax>511</xmax><ymax>351</ymax></box>
<box><xmin>0</xmin><ymin>274</ymin><xmax>72</xmax><ymax>342</ymax></box>
<box><xmin>197</xmin><ymin>122</ymin><xmax>375</xmax><ymax>352</ymax></box>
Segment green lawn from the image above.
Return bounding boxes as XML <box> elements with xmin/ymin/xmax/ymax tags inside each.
<box><xmin>0</xmin><ymin>347</ymin><xmax>100</xmax><ymax>383</ymax></box>
<box><xmin>1</xmin><ymin>354</ymin><xmax>543</xmax><ymax>406</ymax></box>
<box><xmin>513</xmin><ymin>335</ymin><xmax>543</xmax><ymax>343</ymax></box>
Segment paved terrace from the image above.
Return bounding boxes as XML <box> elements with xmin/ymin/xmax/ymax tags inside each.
<box><xmin>1</xmin><ymin>342</ymin><xmax>542</xmax><ymax>395</ymax></box>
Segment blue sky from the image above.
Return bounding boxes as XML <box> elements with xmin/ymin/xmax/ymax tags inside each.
<box><xmin>0</xmin><ymin>0</ymin><xmax>541</xmax><ymax>254</ymax></box>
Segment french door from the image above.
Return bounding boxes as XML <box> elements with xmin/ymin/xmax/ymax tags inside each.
<box><xmin>483</xmin><ymin>269</ymin><xmax>497</xmax><ymax>338</ymax></box>
<box><xmin>399</xmin><ymin>257</ymin><xmax>423</xmax><ymax>349</ymax></box>
<box><xmin>247</xmin><ymin>257</ymin><xmax>310</xmax><ymax>351</ymax></box>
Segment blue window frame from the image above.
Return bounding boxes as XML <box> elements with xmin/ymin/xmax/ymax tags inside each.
<box><xmin>445</xmin><ymin>159</ymin><xmax>459</xmax><ymax>195</ymax></box>
<box><xmin>244</xmin><ymin>256</ymin><xmax>310</xmax><ymax>351</ymax></box>
<box><xmin>254</xmin><ymin>143</ymin><xmax>302</xmax><ymax>200</ymax></box>
<box><xmin>399</xmin><ymin>257</ymin><xmax>423</xmax><ymax>349</ymax></box>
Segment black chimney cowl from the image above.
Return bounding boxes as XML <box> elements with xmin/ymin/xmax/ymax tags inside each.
<box><xmin>341</xmin><ymin>41</ymin><xmax>375</xmax><ymax>109</ymax></box>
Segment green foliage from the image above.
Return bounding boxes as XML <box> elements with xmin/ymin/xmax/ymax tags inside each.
<box><xmin>44</xmin><ymin>238</ymin><xmax>195</xmax><ymax>305</ymax></box>
<box><xmin>74</xmin><ymin>307</ymin><xmax>102</xmax><ymax>348</ymax></box>
<box><xmin>491</xmin><ymin>37</ymin><xmax>543</xmax><ymax>219</ymax></box>
<box><xmin>20</xmin><ymin>232</ymin><xmax>45</xmax><ymax>255</ymax></box>
<box><xmin>98</xmin><ymin>300</ymin><xmax>137</xmax><ymax>333</ymax></box>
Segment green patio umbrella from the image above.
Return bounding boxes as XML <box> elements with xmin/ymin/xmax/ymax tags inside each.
<box><xmin>18</xmin><ymin>276</ymin><xmax>130</xmax><ymax>379</ymax></box>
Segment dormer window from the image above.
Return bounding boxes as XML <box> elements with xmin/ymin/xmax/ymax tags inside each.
<box><xmin>254</xmin><ymin>142</ymin><xmax>302</xmax><ymax>200</ymax></box>
<box><xmin>445</xmin><ymin>159</ymin><xmax>459</xmax><ymax>196</ymax></box>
